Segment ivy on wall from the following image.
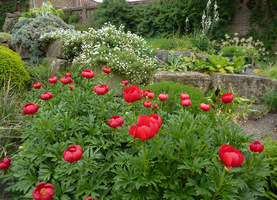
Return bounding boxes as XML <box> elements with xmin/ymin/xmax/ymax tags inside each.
<box><xmin>0</xmin><ymin>0</ymin><xmax>29</xmax><ymax>32</ymax></box>
<box><xmin>247</xmin><ymin>0</ymin><xmax>277</xmax><ymax>52</ymax></box>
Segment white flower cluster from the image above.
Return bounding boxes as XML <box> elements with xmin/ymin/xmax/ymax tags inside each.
<box><xmin>201</xmin><ymin>1</ymin><xmax>219</xmax><ymax>36</ymax></box>
<box><xmin>41</xmin><ymin>23</ymin><xmax>157</xmax><ymax>84</ymax></box>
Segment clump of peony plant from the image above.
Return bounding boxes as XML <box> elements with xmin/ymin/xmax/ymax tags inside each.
<box><xmin>41</xmin><ymin>23</ymin><xmax>157</xmax><ymax>85</ymax></box>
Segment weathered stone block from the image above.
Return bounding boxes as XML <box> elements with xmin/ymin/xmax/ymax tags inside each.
<box><xmin>155</xmin><ymin>50</ymin><xmax>209</xmax><ymax>63</ymax></box>
<box><xmin>45</xmin><ymin>39</ymin><xmax>64</xmax><ymax>59</ymax></box>
<box><xmin>211</xmin><ymin>73</ymin><xmax>277</xmax><ymax>101</ymax></box>
<box><xmin>15</xmin><ymin>43</ymin><xmax>30</xmax><ymax>59</ymax></box>
<box><xmin>150</xmin><ymin>71</ymin><xmax>212</xmax><ymax>94</ymax></box>
<box><xmin>42</xmin><ymin>57</ymin><xmax>72</xmax><ymax>76</ymax></box>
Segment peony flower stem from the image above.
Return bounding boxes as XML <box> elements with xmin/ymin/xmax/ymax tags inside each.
<box><xmin>22</xmin><ymin>149</ymin><xmax>31</xmax><ymax>163</ymax></box>
<box><xmin>101</xmin><ymin>96</ymin><xmax>104</xmax><ymax>119</ymax></box>
<box><xmin>48</xmin><ymin>101</ymin><xmax>57</xmax><ymax>115</ymax></box>
<box><xmin>212</xmin><ymin>166</ymin><xmax>227</xmax><ymax>200</ymax></box>
<box><xmin>133</xmin><ymin>103</ymin><xmax>136</xmax><ymax>124</ymax></box>
<box><xmin>142</xmin><ymin>141</ymin><xmax>147</xmax><ymax>178</ymax></box>
<box><xmin>244</xmin><ymin>153</ymin><xmax>256</xmax><ymax>181</ymax></box>
<box><xmin>113</xmin><ymin>129</ymin><xmax>117</xmax><ymax>146</ymax></box>
<box><xmin>49</xmin><ymin>129</ymin><xmax>58</xmax><ymax>142</ymax></box>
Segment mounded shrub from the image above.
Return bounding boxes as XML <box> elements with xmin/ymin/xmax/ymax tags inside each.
<box><xmin>141</xmin><ymin>81</ymin><xmax>217</xmax><ymax>124</ymax></box>
<box><xmin>0</xmin><ymin>45</ymin><xmax>30</xmax><ymax>89</ymax></box>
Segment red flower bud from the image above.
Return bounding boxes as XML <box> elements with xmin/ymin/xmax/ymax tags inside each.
<box><xmin>221</xmin><ymin>93</ymin><xmax>234</xmax><ymax>104</ymax></box>
<box><xmin>40</xmin><ymin>92</ymin><xmax>53</xmax><ymax>101</ymax></box>
<box><xmin>181</xmin><ymin>99</ymin><xmax>191</xmax><ymax>107</ymax></box>
<box><xmin>108</xmin><ymin>115</ymin><xmax>124</xmax><ymax>129</ymax></box>
<box><xmin>147</xmin><ymin>92</ymin><xmax>155</xmax><ymax>98</ymax></box>
<box><xmin>0</xmin><ymin>158</ymin><xmax>11</xmax><ymax>170</ymax></box>
<box><xmin>94</xmin><ymin>84</ymin><xmax>109</xmax><ymax>95</ymax></box>
<box><xmin>121</xmin><ymin>80</ymin><xmax>129</xmax><ymax>85</ymax></box>
<box><xmin>180</xmin><ymin>93</ymin><xmax>190</xmax><ymax>100</ymax></box>
<box><xmin>33</xmin><ymin>82</ymin><xmax>41</xmax><ymax>89</ymax></box>
<box><xmin>23</xmin><ymin>103</ymin><xmax>39</xmax><ymax>115</ymax></box>
<box><xmin>60</xmin><ymin>76</ymin><xmax>73</xmax><ymax>85</ymax></box>
<box><xmin>48</xmin><ymin>76</ymin><xmax>58</xmax><ymax>83</ymax></box>
<box><xmin>65</xmin><ymin>72</ymin><xmax>71</xmax><ymax>77</ymax></box>
<box><xmin>219</xmin><ymin>144</ymin><xmax>245</xmax><ymax>168</ymax></box>
<box><xmin>158</xmin><ymin>94</ymin><xmax>168</xmax><ymax>101</ymax></box>
<box><xmin>82</xmin><ymin>69</ymin><xmax>94</xmax><ymax>78</ymax></box>
<box><xmin>69</xmin><ymin>85</ymin><xmax>74</xmax><ymax>90</ymax></box>
<box><xmin>84</xmin><ymin>197</ymin><xmax>100</xmax><ymax>200</ymax></box>
<box><xmin>63</xmin><ymin>145</ymin><xmax>83</xmax><ymax>163</ymax></box>
<box><xmin>32</xmin><ymin>183</ymin><xmax>54</xmax><ymax>200</ymax></box>
<box><xmin>103</xmin><ymin>68</ymin><xmax>111</xmax><ymax>74</ymax></box>
<box><xmin>142</xmin><ymin>89</ymin><xmax>151</xmax><ymax>98</ymax></box>
<box><xmin>123</xmin><ymin>85</ymin><xmax>142</xmax><ymax>103</ymax></box>
<box><xmin>199</xmin><ymin>103</ymin><xmax>211</xmax><ymax>111</ymax></box>
<box><xmin>143</xmin><ymin>100</ymin><xmax>152</xmax><ymax>108</ymax></box>
<box><xmin>250</xmin><ymin>141</ymin><xmax>264</xmax><ymax>154</ymax></box>
<box><xmin>152</xmin><ymin>104</ymin><xmax>158</xmax><ymax>109</ymax></box>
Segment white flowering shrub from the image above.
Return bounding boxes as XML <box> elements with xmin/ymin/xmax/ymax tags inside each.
<box><xmin>41</xmin><ymin>24</ymin><xmax>157</xmax><ymax>84</ymax></box>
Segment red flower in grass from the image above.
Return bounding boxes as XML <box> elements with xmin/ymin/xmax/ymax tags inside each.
<box><xmin>103</xmin><ymin>68</ymin><xmax>111</xmax><ymax>74</ymax></box>
<box><xmin>32</xmin><ymin>183</ymin><xmax>54</xmax><ymax>200</ymax></box>
<box><xmin>121</xmin><ymin>80</ymin><xmax>129</xmax><ymax>85</ymax></box>
<box><xmin>48</xmin><ymin>76</ymin><xmax>58</xmax><ymax>83</ymax></box>
<box><xmin>40</xmin><ymin>92</ymin><xmax>53</xmax><ymax>101</ymax></box>
<box><xmin>65</xmin><ymin>72</ymin><xmax>71</xmax><ymax>77</ymax></box>
<box><xmin>199</xmin><ymin>103</ymin><xmax>211</xmax><ymax>111</ymax></box>
<box><xmin>219</xmin><ymin>144</ymin><xmax>245</xmax><ymax>168</ymax></box>
<box><xmin>143</xmin><ymin>100</ymin><xmax>152</xmax><ymax>108</ymax></box>
<box><xmin>181</xmin><ymin>99</ymin><xmax>191</xmax><ymax>107</ymax></box>
<box><xmin>147</xmin><ymin>92</ymin><xmax>155</xmax><ymax>98</ymax></box>
<box><xmin>69</xmin><ymin>85</ymin><xmax>74</xmax><ymax>90</ymax></box>
<box><xmin>63</xmin><ymin>145</ymin><xmax>83</xmax><ymax>163</ymax></box>
<box><xmin>17</xmin><ymin>100</ymin><xmax>22</xmax><ymax>105</ymax></box>
<box><xmin>108</xmin><ymin>115</ymin><xmax>124</xmax><ymax>129</ymax></box>
<box><xmin>128</xmin><ymin>114</ymin><xmax>162</xmax><ymax>141</ymax></box>
<box><xmin>84</xmin><ymin>197</ymin><xmax>100</xmax><ymax>200</ymax></box>
<box><xmin>82</xmin><ymin>69</ymin><xmax>94</xmax><ymax>78</ymax></box>
<box><xmin>152</xmin><ymin>104</ymin><xmax>158</xmax><ymax>109</ymax></box>
<box><xmin>149</xmin><ymin>113</ymin><xmax>162</xmax><ymax>129</ymax></box>
<box><xmin>33</xmin><ymin>82</ymin><xmax>41</xmax><ymax>89</ymax></box>
<box><xmin>180</xmin><ymin>93</ymin><xmax>190</xmax><ymax>100</ymax></box>
<box><xmin>142</xmin><ymin>90</ymin><xmax>151</xmax><ymax>98</ymax></box>
<box><xmin>23</xmin><ymin>103</ymin><xmax>39</xmax><ymax>115</ymax></box>
<box><xmin>123</xmin><ymin>85</ymin><xmax>142</xmax><ymax>103</ymax></box>
<box><xmin>158</xmin><ymin>94</ymin><xmax>168</xmax><ymax>101</ymax></box>
<box><xmin>221</xmin><ymin>93</ymin><xmax>234</xmax><ymax>104</ymax></box>
<box><xmin>94</xmin><ymin>84</ymin><xmax>109</xmax><ymax>95</ymax></box>
<box><xmin>0</xmin><ymin>158</ymin><xmax>11</xmax><ymax>170</ymax></box>
<box><xmin>60</xmin><ymin>76</ymin><xmax>73</xmax><ymax>85</ymax></box>
<box><xmin>250</xmin><ymin>141</ymin><xmax>264</xmax><ymax>154</ymax></box>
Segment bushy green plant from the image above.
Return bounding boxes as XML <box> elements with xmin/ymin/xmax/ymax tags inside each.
<box><xmin>0</xmin><ymin>45</ymin><xmax>30</xmax><ymax>89</ymax></box>
<box><xmin>19</xmin><ymin>1</ymin><xmax>64</xmax><ymax>20</ymax></box>
<box><xmin>41</xmin><ymin>23</ymin><xmax>157</xmax><ymax>85</ymax></box>
<box><xmin>0</xmin><ymin>69</ymin><xmax>270</xmax><ymax>199</ymax></box>
<box><xmin>0</xmin><ymin>32</ymin><xmax>12</xmax><ymax>38</ymax></box>
<box><xmin>61</xmin><ymin>10</ymin><xmax>80</xmax><ymax>25</ymax></box>
<box><xmin>12</xmin><ymin>15</ymin><xmax>73</xmax><ymax>65</ymax></box>
<box><xmin>263</xmin><ymin>137</ymin><xmax>277</xmax><ymax>199</ymax></box>
<box><xmin>26</xmin><ymin>64</ymin><xmax>55</xmax><ymax>88</ymax></box>
<box><xmin>262</xmin><ymin>87</ymin><xmax>277</xmax><ymax>112</ymax></box>
<box><xmin>141</xmin><ymin>81</ymin><xmax>217</xmax><ymax>124</ymax></box>
<box><xmin>262</xmin><ymin>65</ymin><xmax>277</xmax><ymax>79</ymax></box>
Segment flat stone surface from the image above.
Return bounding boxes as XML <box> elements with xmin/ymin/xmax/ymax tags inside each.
<box><xmin>42</xmin><ymin>57</ymin><xmax>72</xmax><ymax>76</ymax></box>
<box><xmin>155</xmin><ymin>50</ymin><xmax>208</xmax><ymax>63</ymax></box>
<box><xmin>45</xmin><ymin>39</ymin><xmax>64</xmax><ymax>59</ymax></box>
<box><xmin>150</xmin><ymin>71</ymin><xmax>212</xmax><ymax>94</ymax></box>
<box><xmin>15</xmin><ymin>43</ymin><xmax>30</xmax><ymax>59</ymax></box>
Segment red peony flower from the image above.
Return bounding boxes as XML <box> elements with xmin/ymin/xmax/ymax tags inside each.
<box><xmin>48</xmin><ymin>76</ymin><xmax>58</xmax><ymax>83</ymax></box>
<box><xmin>181</xmin><ymin>99</ymin><xmax>191</xmax><ymax>107</ymax></box>
<box><xmin>65</xmin><ymin>72</ymin><xmax>71</xmax><ymax>77</ymax></box>
<box><xmin>33</xmin><ymin>82</ymin><xmax>41</xmax><ymax>89</ymax></box>
<box><xmin>180</xmin><ymin>93</ymin><xmax>190</xmax><ymax>100</ymax></box>
<box><xmin>218</xmin><ymin>144</ymin><xmax>245</xmax><ymax>168</ymax></box>
<box><xmin>128</xmin><ymin>115</ymin><xmax>162</xmax><ymax>142</ymax></box>
<box><xmin>149</xmin><ymin>113</ymin><xmax>162</xmax><ymax>129</ymax></box>
<box><xmin>221</xmin><ymin>93</ymin><xmax>234</xmax><ymax>104</ymax></box>
<box><xmin>60</xmin><ymin>76</ymin><xmax>73</xmax><ymax>85</ymax></box>
<box><xmin>108</xmin><ymin>115</ymin><xmax>124</xmax><ymax>129</ymax></box>
<box><xmin>250</xmin><ymin>141</ymin><xmax>264</xmax><ymax>154</ymax></box>
<box><xmin>147</xmin><ymin>92</ymin><xmax>155</xmax><ymax>99</ymax></box>
<box><xmin>123</xmin><ymin>85</ymin><xmax>142</xmax><ymax>103</ymax></box>
<box><xmin>32</xmin><ymin>183</ymin><xmax>54</xmax><ymax>200</ymax></box>
<box><xmin>84</xmin><ymin>197</ymin><xmax>100</xmax><ymax>200</ymax></box>
<box><xmin>69</xmin><ymin>85</ymin><xmax>74</xmax><ymax>90</ymax></box>
<box><xmin>82</xmin><ymin>69</ymin><xmax>94</xmax><ymax>78</ymax></box>
<box><xmin>63</xmin><ymin>145</ymin><xmax>83</xmax><ymax>163</ymax></box>
<box><xmin>121</xmin><ymin>80</ymin><xmax>129</xmax><ymax>85</ymax></box>
<box><xmin>142</xmin><ymin>89</ymin><xmax>151</xmax><ymax>98</ymax></box>
<box><xmin>143</xmin><ymin>100</ymin><xmax>152</xmax><ymax>108</ymax></box>
<box><xmin>199</xmin><ymin>103</ymin><xmax>211</xmax><ymax>111</ymax></box>
<box><xmin>103</xmin><ymin>68</ymin><xmax>111</xmax><ymax>74</ymax></box>
<box><xmin>0</xmin><ymin>158</ymin><xmax>11</xmax><ymax>170</ymax></box>
<box><xmin>152</xmin><ymin>104</ymin><xmax>158</xmax><ymax>109</ymax></box>
<box><xmin>158</xmin><ymin>94</ymin><xmax>168</xmax><ymax>101</ymax></box>
<box><xmin>23</xmin><ymin>103</ymin><xmax>39</xmax><ymax>115</ymax></box>
<box><xmin>94</xmin><ymin>84</ymin><xmax>109</xmax><ymax>95</ymax></box>
<box><xmin>40</xmin><ymin>92</ymin><xmax>53</xmax><ymax>101</ymax></box>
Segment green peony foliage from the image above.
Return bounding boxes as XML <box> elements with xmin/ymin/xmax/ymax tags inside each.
<box><xmin>0</xmin><ymin>45</ymin><xmax>30</xmax><ymax>89</ymax></box>
<box><xmin>12</xmin><ymin>15</ymin><xmax>74</xmax><ymax>65</ymax></box>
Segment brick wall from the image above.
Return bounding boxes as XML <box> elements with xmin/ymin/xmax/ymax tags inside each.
<box><xmin>29</xmin><ymin>0</ymin><xmax>76</xmax><ymax>9</ymax></box>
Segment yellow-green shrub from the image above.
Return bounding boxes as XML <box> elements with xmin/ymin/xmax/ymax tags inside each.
<box><xmin>0</xmin><ymin>45</ymin><xmax>30</xmax><ymax>89</ymax></box>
